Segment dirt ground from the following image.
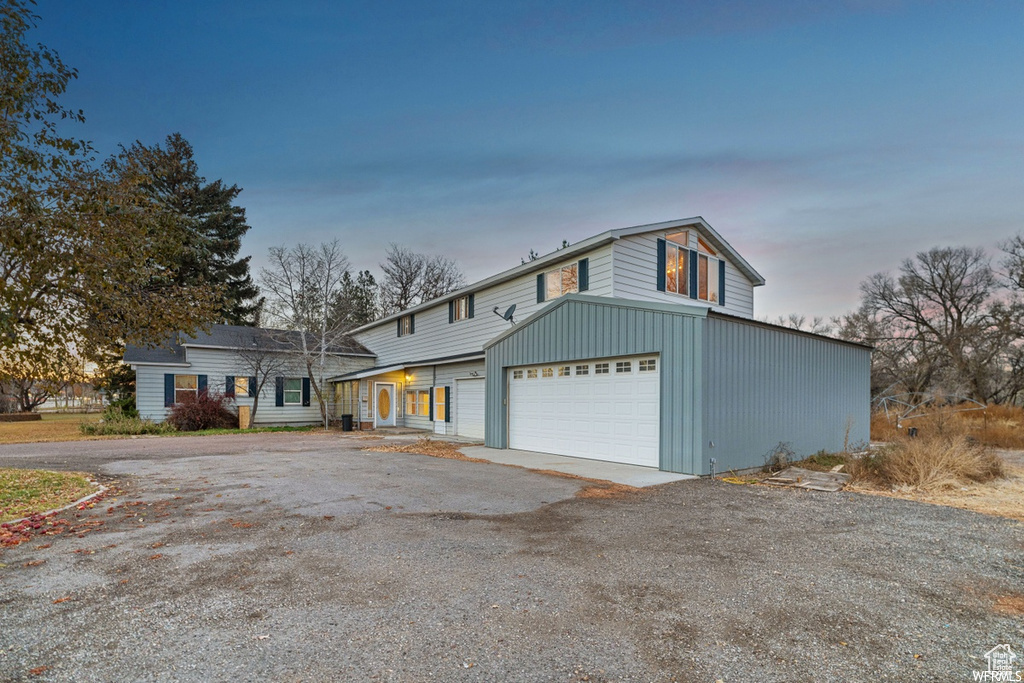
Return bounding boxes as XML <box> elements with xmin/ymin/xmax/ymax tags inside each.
<box><xmin>0</xmin><ymin>433</ymin><xmax>1021</xmax><ymax>682</ymax></box>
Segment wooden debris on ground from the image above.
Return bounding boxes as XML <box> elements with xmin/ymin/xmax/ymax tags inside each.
<box><xmin>763</xmin><ymin>466</ymin><xmax>851</xmax><ymax>492</ymax></box>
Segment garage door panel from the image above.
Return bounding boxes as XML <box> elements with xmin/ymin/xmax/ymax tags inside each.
<box><xmin>455</xmin><ymin>378</ymin><xmax>485</xmax><ymax>440</ymax></box>
<box><xmin>508</xmin><ymin>356</ymin><xmax>660</xmax><ymax>468</ymax></box>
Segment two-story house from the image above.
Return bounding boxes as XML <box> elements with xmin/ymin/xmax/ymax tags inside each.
<box><xmin>331</xmin><ymin>217</ymin><xmax>871</xmax><ymax>475</ymax></box>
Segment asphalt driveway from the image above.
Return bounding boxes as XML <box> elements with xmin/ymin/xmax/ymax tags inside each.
<box><xmin>0</xmin><ymin>432</ymin><xmax>1021</xmax><ymax>682</ymax></box>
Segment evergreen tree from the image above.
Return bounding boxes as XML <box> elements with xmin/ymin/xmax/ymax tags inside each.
<box><xmin>113</xmin><ymin>133</ymin><xmax>263</xmax><ymax>325</ymax></box>
<box><xmin>334</xmin><ymin>270</ymin><xmax>379</xmax><ymax>328</ymax></box>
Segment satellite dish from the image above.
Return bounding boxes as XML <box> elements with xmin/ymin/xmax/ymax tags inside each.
<box><xmin>492</xmin><ymin>304</ymin><xmax>517</xmax><ymax>325</ymax></box>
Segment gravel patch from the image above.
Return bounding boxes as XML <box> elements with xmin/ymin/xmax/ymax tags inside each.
<box><xmin>0</xmin><ymin>433</ymin><xmax>1021</xmax><ymax>681</ymax></box>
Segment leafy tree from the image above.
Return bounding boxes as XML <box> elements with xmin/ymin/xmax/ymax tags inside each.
<box><xmin>378</xmin><ymin>243</ymin><xmax>464</xmax><ymax>315</ymax></box>
<box><xmin>260</xmin><ymin>241</ymin><xmax>351</xmax><ymax>426</ymax></box>
<box><xmin>111</xmin><ymin>133</ymin><xmax>262</xmax><ymax>325</ymax></box>
<box><xmin>1</xmin><ymin>2</ymin><xmax>222</xmax><ymax>392</ymax></box>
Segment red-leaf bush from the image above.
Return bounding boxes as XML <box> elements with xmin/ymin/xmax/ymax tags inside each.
<box><xmin>166</xmin><ymin>391</ymin><xmax>238</xmax><ymax>431</ymax></box>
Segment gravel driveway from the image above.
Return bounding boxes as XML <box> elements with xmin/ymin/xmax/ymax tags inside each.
<box><xmin>0</xmin><ymin>432</ymin><xmax>1021</xmax><ymax>682</ymax></box>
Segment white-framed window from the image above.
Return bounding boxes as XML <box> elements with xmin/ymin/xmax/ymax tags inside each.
<box><xmin>234</xmin><ymin>377</ymin><xmax>249</xmax><ymax>396</ymax></box>
<box><xmin>544</xmin><ymin>264</ymin><xmax>578</xmax><ymax>301</ymax></box>
<box><xmin>594</xmin><ymin>363</ymin><xmax>609</xmax><ymax>374</ymax></box>
<box><xmin>663</xmin><ymin>237</ymin><xmax>721</xmax><ymax>304</ymax></box>
<box><xmin>639</xmin><ymin>359</ymin><xmax>657</xmax><ymax>372</ymax></box>
<box><xmin>513</xmin><ymin>370</ymin><xmax>524</xmax><ymax>380</ymax></box>
<box><xmin>452</xmin><ymin>295</ymin><xmax>470</xmax><ymax>322</ymax></box>
<box><xmin>405</xmin><ymin>390</ymin><xmax>431</xmax><ymax>416</ymax></box>
<box><xmin>575</xmin><ymin>364</ymin><xmax>589</xmax><ymax>376</ymax></box>
<box><xmin>541</xmin><ymin>367</ymin><xmax>554</xmax><ymax>378</ymax></box>
<box><xmin>283</xmin><ymin>378</ymin><xmax>302</xmax><ymax>405</ymax></box>
<box><xmin>527</xmin><ymin>369</ymin><xmax>537</xmax><ymax>379</ymax></box>
<box><xmin>174</xmin><ymin>375</ymin><xmax>198</xmax><ymax>403</ymax></box>
<box><xmin>398</xmin><ymin>315</ymin><xmax>414</xmax><ymax>336</ymax></box>
<box><xmin>615</xmin><ymin>361</ymin><xmax>631</xmax><ymax>373</ymax></box>
<box><xmin>558</xmin><ymin>366</ymin><xmax>570</xmax><ymax>377</ymax></box>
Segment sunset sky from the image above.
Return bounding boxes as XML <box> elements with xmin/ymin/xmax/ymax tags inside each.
<box><xmin>37</xmin><ymin>0</ymin><xmax>1024</xmax><ymax>319</ymax></box>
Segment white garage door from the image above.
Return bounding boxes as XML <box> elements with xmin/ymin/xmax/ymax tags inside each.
<box><xmin>508</xmin><ymin>356</ymin><xmax>660</xmax><ymax>467</ymax></box>
<box><xmin>455</xmin><ymin>378</ymin><xmax>485</xmax><ymax>440</ymax></box>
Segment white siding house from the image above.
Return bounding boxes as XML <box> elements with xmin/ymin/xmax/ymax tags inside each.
<box><xmin>126</xmin><ymin>325</ymin><xmax>375</xmax><ymax>426</ymax></box>
<box><xmin>333</xmin><ymin>216</ymin><xmax>766</xmax><ymax>439</ymax></box>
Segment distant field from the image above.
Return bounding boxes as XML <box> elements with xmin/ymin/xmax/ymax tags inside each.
<box><xmin>0</xmin><ymin>413</ymin><xmax>104</xmax><ymax>444</ymax></box>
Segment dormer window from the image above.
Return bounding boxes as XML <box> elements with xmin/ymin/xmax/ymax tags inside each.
<box><xmin>658</xmin><ymin>234</ymin><xmax>724</xmax><ymax>305</ymax></box>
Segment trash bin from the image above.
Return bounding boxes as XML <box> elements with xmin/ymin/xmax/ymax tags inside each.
<box><xmin>341</xmin><ymin>414</ymin><xmax>354</xmax><ymax>432</ymax></box>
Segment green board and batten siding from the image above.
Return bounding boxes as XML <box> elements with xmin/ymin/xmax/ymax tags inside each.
<box><xmin>484</xmin><ymin>295</ymin><xmax>707</xmax><ymax>474</ymax></box>
<box><xmin>701</xmin><ymin>315</ymin><xmax>871</xmax><ymax>473</ymax></box>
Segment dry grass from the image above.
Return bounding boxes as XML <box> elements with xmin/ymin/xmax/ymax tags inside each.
<box><xmin>848</xmin><ymin>465</ymin><xmax>1024</xmax><ymax>522</ymax></box>
<box><xmin>848</xmin><ymin>435</ymin><xmax>1006</xmax><ymax>491</ymax></box>
<box><xmin>0</xmin><ymin>413</ymin><xmax>104</xmax><ymax>444</ymax></box>
<box><xmin>0</xmin><ymin>468</ymin><xmax>98</xmax><ymax>523</ymax></box>
<box><xmin>872</xmin><ymin>403</ymin><xmax>1024</xmax><ymax>449</ymax></box>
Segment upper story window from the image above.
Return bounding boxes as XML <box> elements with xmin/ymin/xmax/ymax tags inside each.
<box><xmin>660</xmin><ymin>235</ymin><xmax>722</xmax><ymax>305</ymax></box>
<box><xmin>537</xmin><ymin>258</ymin><xmax>590</xmax><ymax>303</ymax></box>
<box><xmin>449</xmin><ymin>294</ymin><xmax>475</xmax><ymax>323</ymax></box>
<box><xmin>546</xmin><ymin>264</ymin><xmax>577</xmax><ymax>300</ymax></box>
<box><xmin>397</xmin><ymin>314</ymin><xmax>415</xmax><ymax>337</ymax></box>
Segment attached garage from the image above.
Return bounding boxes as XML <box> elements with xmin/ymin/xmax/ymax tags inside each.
<box><xmin>484</xmin><ymin>294</ymin><xmax>871</xmax><ymax>475</ymax></box>
<box><xmin>507</xmin><ymin>356</ymin><xmax>660</xmax><ymax>467</ymax></box>
<box><xmin>455</xmin><ymin>377</ymin><xmax>485</xmax><ymax>440</ymax></box>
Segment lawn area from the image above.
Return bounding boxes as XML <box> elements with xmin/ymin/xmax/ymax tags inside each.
<box><xmin>0</xmin><ymin>467</ymin><xmax>97</xmax><ymax>523</ymax></box>
<box><xmin>0</xmin><ymin>414</ymin><xmax>104</xmax><ymax>445</ymax></box>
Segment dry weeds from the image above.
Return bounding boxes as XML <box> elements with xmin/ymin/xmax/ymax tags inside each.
<box><xmin>872</xmin><ymin>403</ymin><xmax>1024</xmax><ymax>449</ymax></box>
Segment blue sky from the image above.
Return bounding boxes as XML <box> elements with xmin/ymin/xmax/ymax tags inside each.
<box><xmin>36</xmin><ymin>0</ymin><xmax>1024</xmax><ymax>319</ymax></box>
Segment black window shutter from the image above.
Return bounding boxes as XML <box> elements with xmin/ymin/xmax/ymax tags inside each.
<box><xmin>448</xmin><ymin>300</ymin><xmax>454</xmax><ymax>324</ymax></box>
<box><xmin>396</xmin><ymin>318</ymin><xmax>403</xmax><ymax>337</ymax></box>
<box><xmin>718</xmin><ymin>260</ymin><xmax>726</xmax><ymax>306</ymax></box>
<box><xmin>302</xmin><ymin>378</ymin><xmax>311</xmax><ymax>406</ymax></box>
<box><xmin>225</xmin><ymin>376</ymin><xmax>235</xmax><ymax>398</ymax></box>
<box><xmin>248</xmin><ymin>377</ymin><xmax>257</xmax><ymax>397</ymax></box>
<box><xmin>444</xmin><ymin>386</ymin><xmax>451</xmax><ymax>422</ymax></box>
<box><xmin>536</xmin><ymin>273</ymin><xmax>545</xmax><ymax>303</ymax></box>
<box><xmin>275</xmin><ymin>377</ymin><xmax>284</xmax><ymax>407</ymax></box>
<box><xmin>578</xmin><ymin>258</ymin><xmax>589</xmax><ymax>292</ymax></box>
<box><xmin>197</xmin><ymin>375</ymin><xmax>208</xmax><ymax>395</ymax></box>
<box><xmin>409</xmin><ymin>314</ymin><xmax>415</xmax><ymax>334</ymax></box>
<box><xmin>689</xmin><ymin>250</ymin><xmax>698</xmax><ymax>300</ymax></box>
<box><xmin>428</xmin><ymin>387</ymin><xmax>434</xmax><ymax>421</ymax></box>
<box><xmin>164</xmin><ymin>374</ymin><xmax>175</xmax><ymax>407</ymax></box>
<box><xmin>468</xmin><ymin>294</ymin><xmax>475</xmax><ymax>318</ymax></box>
<box><xmin>656</xmin><ymin>239</ymin><xmax>667</xmax><ymax>292</ymax></box>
